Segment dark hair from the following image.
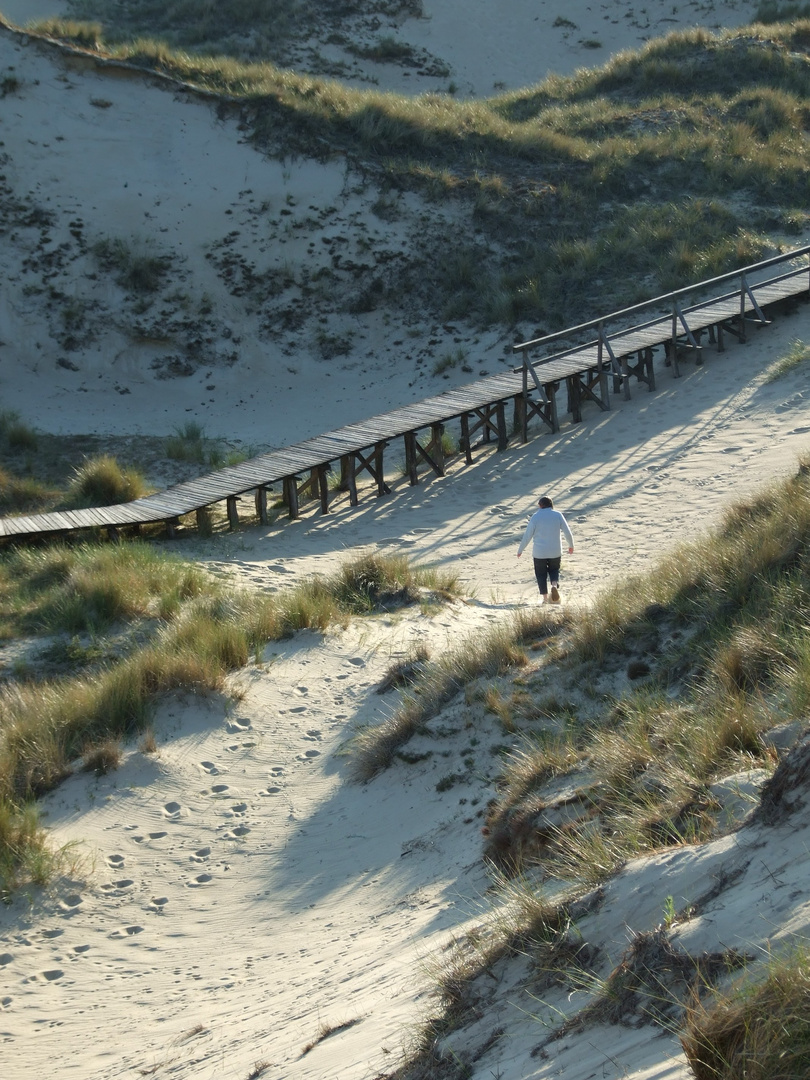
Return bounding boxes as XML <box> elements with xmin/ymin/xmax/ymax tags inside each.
<box><xmin>539</xmin><ymin>496</ymin><xmax>553</xmax><ymax>508</ymax></box>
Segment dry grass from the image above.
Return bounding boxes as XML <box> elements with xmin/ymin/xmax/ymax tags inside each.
<box><xmin>0</xmin><ymin>544</ymin><xmax>459</xmax><ymax>891</ymax></box>
<box><xmin>681</xmin><ymin>945</ymin><xmax>810</xmax><ymax>1080</ymax></box>
<box><xmin>81</xmin><ymin>736</ymin><xmax>123</xmax><ymax>776</ymax></box>
<box><xmin>350</xmin><ymin>608</ymin><xmax>554</xmax><ymax>780</ymax></box>
<box><xmin>62</xmin><ymin>454</ymin><xmax>150</xmax><ymax>508</ymax></box>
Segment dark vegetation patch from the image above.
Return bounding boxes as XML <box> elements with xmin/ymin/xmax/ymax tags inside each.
<box><xmin>24</xmin><ymin>19</ymin><xmax>810</xmax><ymax>332</ymax></box>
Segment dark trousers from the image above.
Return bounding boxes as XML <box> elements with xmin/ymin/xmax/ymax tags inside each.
<box><xmin>533</xmin><ymin>557</ymin><xmax>561</xmax><ymax>595</ymax></box>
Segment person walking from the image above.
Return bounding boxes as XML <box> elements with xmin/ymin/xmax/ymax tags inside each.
<box><xmin>516</xmin><ymin>495</ymin><xmax>574</xmax><ymax>604</ymax></box>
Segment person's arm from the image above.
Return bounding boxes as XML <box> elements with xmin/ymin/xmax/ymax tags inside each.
<box><xmin>560</xmin><ymin>514</ymin><xmax>574</xmax><ymax>555</ymax></box>
<box><xmin>516</xmin><ymin>516</ymin><xmax>535</xmax><ymax>558</ymax></box>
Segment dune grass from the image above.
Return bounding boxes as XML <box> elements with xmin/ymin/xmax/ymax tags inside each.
<box><xmin>62</xmin><ymin>455</ymin><xmax>150</xmax><ymax>508</ymax></box>
<box><xmin>0</xmin><ymin>543</ymin><xmax>458</xmax><ymax>893</ymax></box>
<box><xmin>356</xmin><ymin>462</ymin><xmax>810</xmax><ymax>882</ymax></box>
<box><xmin>23</xmin><ymin>18</ymin><xmax>810</xmax><ymax>327</ymax></box>
<box><xmin>763</xmin><ymin>338</ymin><xmax>810</xmax><ymax>383</ymax></box>
<box><xmin>681</xmin><ymin>944</ymin><xmax>810</xmax><ymax>1080</ymax></box>
<box><xmin>380</xmin><ymin>463</ymin><xmax>810</xmax><ymax>1076</ymax></box>
<box><xmin>350</xmin><ymin>607</ymin><xmax>558</xmax><ymax>780</ymax></box>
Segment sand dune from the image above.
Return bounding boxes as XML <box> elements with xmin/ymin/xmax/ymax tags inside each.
<box><xmin>2</xmin><ymin>3</ymin><xmax>810</xmax><ymax>1079</ymax></box>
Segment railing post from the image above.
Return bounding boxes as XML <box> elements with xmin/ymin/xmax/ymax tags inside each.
<box><xmin>521</xmin><ymin>347</ymin><xmax>529</xmax><ymax>442</ymax></box>
<box><xmin>739</xmin><ymin>271</ymin><xmax>748</xmax><ymax>342</ymax></box>
<box><xmin>670</xmin><ymin>303</ymin><xmax>681</xmax><ymax>377</ymax></box>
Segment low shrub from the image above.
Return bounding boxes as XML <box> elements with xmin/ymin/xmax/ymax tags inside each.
<box><xmin>63</xmin><ymin>455</ymin><xmax>148</xmax><ymax>508</ymax></box>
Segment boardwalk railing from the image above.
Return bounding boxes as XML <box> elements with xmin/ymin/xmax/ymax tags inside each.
<box><xmin>512</xmin><ymin>246</ymin><xmax>810</xmax><ymax>440</ymax></box>
<box><xmin>2</xmin><ymin>246</ymin><xmax>809</xmax><ymax>544</ymax></box>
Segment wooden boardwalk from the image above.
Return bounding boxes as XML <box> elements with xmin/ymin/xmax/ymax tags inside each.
<box><xmin>2</xmin><ymin>247</ymin><xmax>809</xmax><ymax>544</ymax></box>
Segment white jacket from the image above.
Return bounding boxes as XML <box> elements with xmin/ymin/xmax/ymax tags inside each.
<box><xmin>517</xmin><ymin>507</ymin><xmax>574</xmax><ymax>559</ymax></box>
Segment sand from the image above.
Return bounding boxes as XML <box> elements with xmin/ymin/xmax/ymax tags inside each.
<box><xmin>2</xmin><ymin>2</ymin><xmax>810</xmax><ymax>1079</ymax></box>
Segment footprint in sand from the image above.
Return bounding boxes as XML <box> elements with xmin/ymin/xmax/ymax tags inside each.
<box><xmin>41</xmin><ymin>928</ymin><xmax>64</xmax><ymax>939</ymax></box>
<box><xmin>299</xmin><ymin>749</ymin><xmax>321</xmax><ymax>761</ymax></box>
<box><xmin>149</xmin><ymin>831</ymin><xmax>167</xmax><ymax>840</ymax></box>
<box><xmin>222</xmin><ymin>825</ymin><xmax>250</xmax><ymax>839</ymax></box>
<box><xmin>304</xmin><ymin>729</ymin><xmax>322</xmax><ymax>741</ymax></box>
<box><xmin>101</xmin><ymin>880</ymin><xmax>135</xmax><ymax>893</ymax></box>
<box><xmin>187</xmin><ymin>873</ymin><xmax>213</xmax><ymax>887</ymax></box>
<box><xmin>260</xmin><ymin>786</ymin><xmax>281</xmax><ymax>795</ymax></box>
<box><xmin>30</xmin><ymin>969</ymin><xmax>64</xmax><ymax>983</ymax></box>
<box><xmin>0</xmin><ymin>953</ymin><xmax>13</xmax><ymax>966</ymax></box>
<box><xmin>227</xmin><ymin>718</ymin><xmax>251</xmax><ymax>733</ymax></box>
<box><xmin>148</xmin><ymin>897</ymin><xmax>169</xmax><ymax>911</ymax></box>
<box><xmin>200</xmin><ymin>761</ymin><xmax>220</xmax><ymax>775</ymax></box>
<box><xmin>295</xmin><ymin>685</ymin><xmax>309</xmax><ymax>695</ymax></box>
<box><xmin>190</xmin><ymin>847</ymin><xmax>211</xmax><ymax>862</ymax></box>
<box><xmin>162</xmin><ymin>802</ymin><xmax>186</xmax><ymax>820</ymax></box>
<box><xmin>211</xmin><ymin>784</ymin><xmax>229</xmax><ymax>795</ymax></box>
<box><xmin>107</xmin><ymin>854</ymin><xmax>125</xmax><ymax>868</ymax></box>
<box><xmin>73</xmin><ymin>945</ymin><xmax>90</xmax><ymax>955</ymax></box>
<box><xmin>269</xmin><ymin>766</ymin><xmax>284</xmax><ymax>775</ymax></box>
<box><xmin>109</xmin><ymin>926</ymin><xmax>143</xmax><ymax>939</ymax></box>
<box><xmin>347</xmin><ymin>657</ymin><xmax>366</xmax><ymax>667</ymax></box>
<box><xmin>777</xmin><ymin>393</ymin><xmax>806</xmax><ymax>412</ymax></box>
<box><xmin>59</xmin><ymin>894</ymin><xmax>83</xmax><ymax>913</ymax></box>
<box><xmin>289</xmin><ymin>705</ymin><xmax>307</xmax><ymax>714</ymax></box>
<box><xmin>1</xmin><ymin>996</ymin><xmax>12</xmax><ymax>1009</ymax></box>
<box><xmin>229</xmin><ymin>803</ymin><xmax>248</xmax><ymax>815</ymax></box>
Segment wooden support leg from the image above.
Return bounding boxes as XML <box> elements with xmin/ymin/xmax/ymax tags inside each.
<box><xmin>514</xmin><ymin>397</ymin><xmax>527</xmax><ymax>442</ymax></box>
<box><xmin>107</xmin><ymin>525</ymin><xmax>120</xmax><ymax>543</ymax></box>
<box><xmin>317</xmin><ymin>465</ymin><xmax>330</xmax><ymax>514</ymax></box>
<box><xmin>460</xmin><ymin>413</ymin><xmax>473</xmax><ymax>464</ymax></box>
<box><xmin>404</xmin><ymin>431</ymin><xmax>418</xmax><ymax>485</ymax></box>
<box><xmin>514</xmin><ymin>395</ymin><xmax>527</xmax><ymax>444</ymax></box>
<box><xmin>374</xmin><ymin>442</ymin><xmax>389</xmax><ymax>497</ymax></box>
<box><xmin>568</xmin><ymin>376</ymin><xmax>582</xmax><ymax>423</ymax></box>
<box><xmin>645</xmin><ymin>348</ymin><xmax>656</xmax><ymax>392</ymax></box>
<box><xmin>496</xmin><ymin>402</ymin><xmax>508</xmax><ymax>450</ymax></box>
<box><xmin>338</xmin><ymin>456</ymin><xmax>350</xmax><ymax>491</ymax></box>
<box><xmin>482</xmin><ymin>406</ymin><xmax>492</xmax><ymax>443</ymax></box>
<box><xmin>166</xmin><ymin>517</ymin><xmax>179</xmax><ymax>539</ymax></box>
<box><xmin>431</xmin><ymin>423</ymin><xmax>445</xmax><ymax>475</ymax></box>
<box><xmin>343</xmin><ymin>454</ymin><xmax>358</xmax><ymax>506</ymax></box>
<box><xmin>283</xmin><ymin>476</ymin><xmax>299</xmax><ymax>520</ymax></box>
<box><xmin>340</xmin><ymin>454</ymin><xmax>359</xmax><ymax>505</ymax></box>
<box><xmin>196</xmin><ymin>506</ymin><xmax>212</xmax><ymax>536</ymax></box>
<box><xmin>227</xmin><ymin>495</ymin><xmax>239</xmax><ymax>530</ymax></box>
<box><xmin>666</xmin><ymin>341</ymin><xmax>681</xmax><ymax>377</ymax></box>
<box><xmin>255</xmin><ymin>487</ymin><xmax>268</xmax><ymax>525</ymax></box>
<box><xmin>547</xmin><ymin>382</ymin><xmax>560</xmax><ymax>433</ymax></box>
